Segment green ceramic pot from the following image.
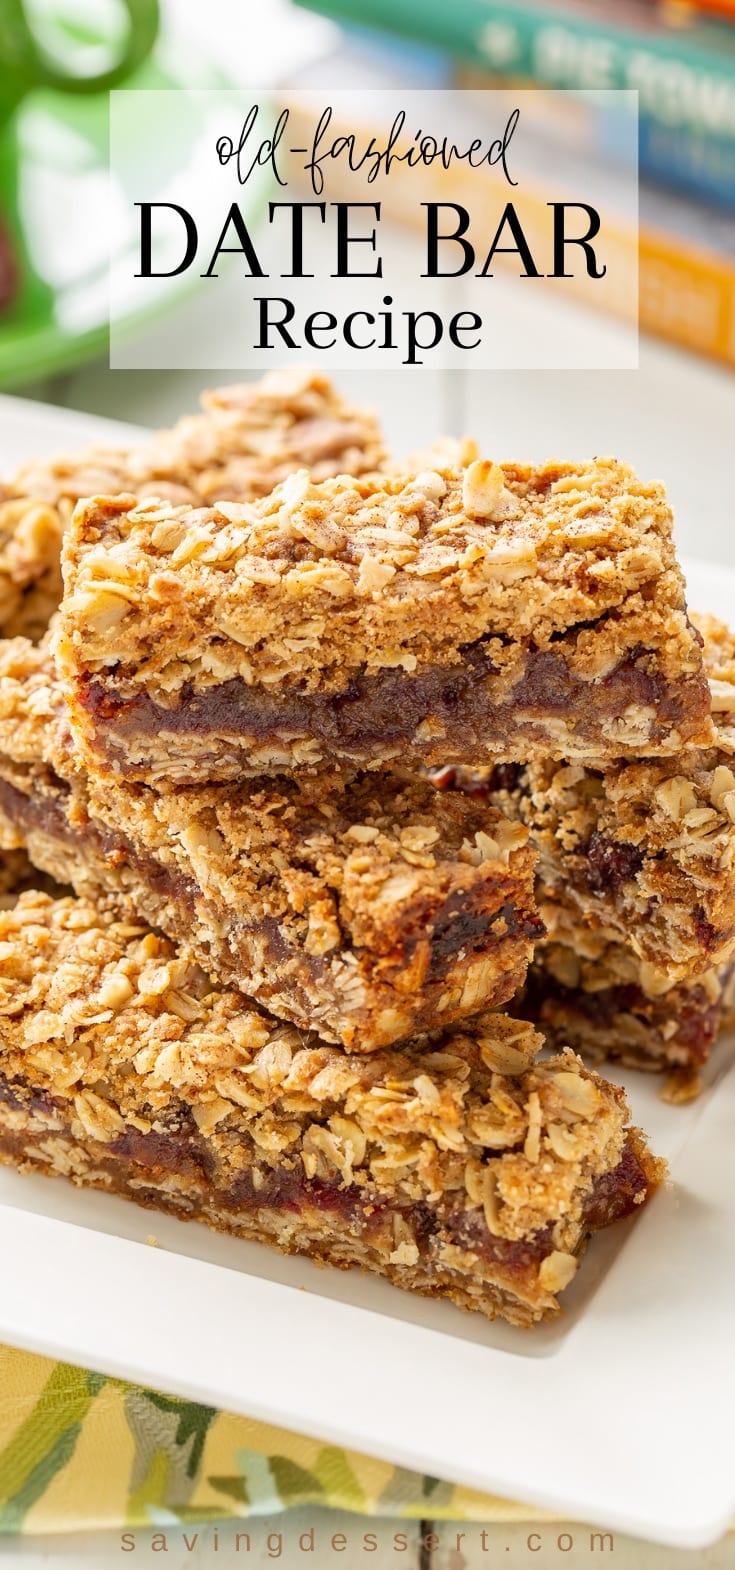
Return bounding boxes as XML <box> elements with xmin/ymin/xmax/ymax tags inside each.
<box><xmin>0</xmin><ymin>0</ymin><xmax>159</xmax><ymax>315</ymax></box>
<box><xmin>0</xmin><ymin>0</ymin><xmax>159</xmax><ymax>124</ymax></box>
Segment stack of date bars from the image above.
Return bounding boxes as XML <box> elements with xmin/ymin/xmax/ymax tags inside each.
<box><xmin>4</xmin><ymin>369</ymin><xmax>734</xmax><ymax>1328</ymax></box>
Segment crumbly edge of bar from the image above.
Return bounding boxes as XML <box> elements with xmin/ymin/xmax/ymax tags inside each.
<box><xmin>0</xmin><ymin>889</ymin><xmax>663</xmax><ymax>1321</ymax></box>
<box><xmin>514</xmin><ymin>938</ymin><xmax>735</xmax><ymax>1075</ymax></box>
<box><xmin>432</xmin><ymin>609</ymin><xmax>735</xmax><ymax>990</ymax></box>
<box><xmin>0</xmin><ymin>494</ymin><xmax>65</xmax><ymax>641</ymax></box>
<box><xmin>692</xmin><ymin>612</ymin><xmax>735</xmax><ymax>750</ymax></box>
<box><xmin>58</xmin><ymin>459</ymin><xmax>706</xmax><ymax>717</ymax></box>
<box><xmin>514</xmin><ymin>742</ymin><xmax>735</xmax><ymax>989</ymax></box>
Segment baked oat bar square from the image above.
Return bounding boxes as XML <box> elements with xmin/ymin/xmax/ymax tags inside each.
<box><xmin>57</xmin><ymin>458</ymin><xmax>711</xmax><ymax>785</ymax></box>
<box><xmin>0</xmin><ymin>890</ymin><xmax>663</xmax><ymax>1328</ymax></box>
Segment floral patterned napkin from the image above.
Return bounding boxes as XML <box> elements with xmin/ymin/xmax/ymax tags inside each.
<box><xmin>0</xmin><ymin>1344</ymin><xmax>555</xmax><ymax>1534</ymax></box>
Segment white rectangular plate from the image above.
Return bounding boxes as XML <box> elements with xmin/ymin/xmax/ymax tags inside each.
<box><xmin>0</xmin><ymin>397</ymin><xmax>734</xmax><ymax>1550</ymax></box>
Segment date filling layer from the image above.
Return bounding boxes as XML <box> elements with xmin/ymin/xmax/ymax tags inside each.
<box><xmin>79</xmin><ymin>638</ymin><xmax>710</xmax><ymax>767</ymax></box>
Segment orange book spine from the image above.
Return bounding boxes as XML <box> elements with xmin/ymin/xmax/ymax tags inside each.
<box><xmin>640</xmin><ymin>228</ymin><xmax>735</xmax><ymax>367</ymax></box>
<box><xmin>659</xmin><ymin>0</ymin><xmax>735</xmax><ymax>18</ymax></box>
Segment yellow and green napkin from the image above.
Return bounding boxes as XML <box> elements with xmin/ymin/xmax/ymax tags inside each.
<box><xmin>0</xmin><ymin>1344</ymin><xmax>554</xmax><ymax>1535</ymax></box>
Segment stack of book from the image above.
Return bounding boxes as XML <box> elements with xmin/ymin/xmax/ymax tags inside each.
<box><xmin>296</xmin><ymin>0</ymin><xmax>735</xmax><ymax>368</ymax></box>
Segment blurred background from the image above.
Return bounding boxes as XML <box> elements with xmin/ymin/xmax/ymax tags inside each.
<box><xmin>0</xmin><ymin>0</ymin><xmax>734</xmax><ymax>554</ymax></box>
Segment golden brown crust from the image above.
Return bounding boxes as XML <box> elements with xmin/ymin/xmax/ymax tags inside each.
<box><xmin>57</xmin><ymin>457</ymin><xmax>712</xmax><ymax>781</ymax></box>
<box><xmin>0</xmin><ymin>889</ymin><xmax>663</xmax><ymax>1325</ymax></box>
<box><xmin>0</xmin><ymin>371</ymin><xmax>383</xmax><ymax>642</ymax></box>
